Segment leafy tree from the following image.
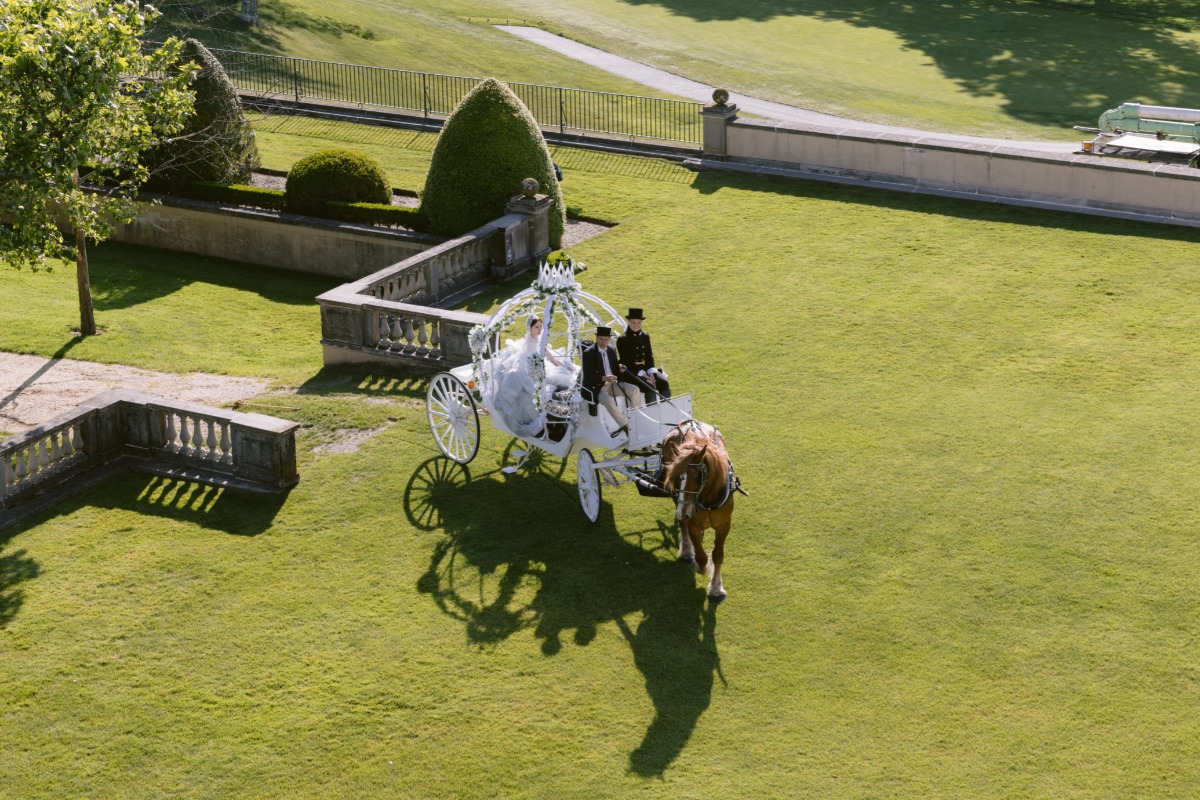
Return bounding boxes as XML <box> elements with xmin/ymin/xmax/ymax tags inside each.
<box><xmin>0</xmin><ymin>0</ymin><xmax>195</xmax><ymax>336</ymax></box>
<box><xmin>145</xmin><ymin>37</ymin><xmax>260</xmax><ymax>188</ymax></box>
<box><xmin>420</xmin><ymin>78</ymin><xmax>565</xmax><ymax>248</ymax></box>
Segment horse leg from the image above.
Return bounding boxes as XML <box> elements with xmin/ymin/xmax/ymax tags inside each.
<box><xmin>676</xmin><ymin>521</ymin><xmax>696</xmax><ymax>564</ymax></box>
<box><xmin>688</xmin><ymin>523</ymin><xmax>709</xmax><ymax>578</ymax></box>
<box><xmin>707</xmin><ymin>514</ymin><xmax>730</xmax><ymax>600</ymax></box>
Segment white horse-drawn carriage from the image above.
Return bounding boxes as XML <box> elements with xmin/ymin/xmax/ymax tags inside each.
<box><xmin>424</xmin><ymin>261</ymin><xmax>692</xmax><ymax>523</ymax></box>
<box><xmin>424</xmin><ymin>261</ymin><xmax>742</xmax><ymax>599</ymax></box>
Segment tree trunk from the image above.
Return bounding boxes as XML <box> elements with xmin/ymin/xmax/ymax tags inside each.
<box><xmin>239</xmin><ymin>0</ymin><xmax>259</xmax><ymax>24</ymax></box>
<box><xmin>75</xmin><ymin>227</ymin><xmax>96</xmax><ymax>337</ymax></box>
<box><xmin>71</xmin><ymin>169</ymin><xmax>97</xmax><ymax>337</ymax></box>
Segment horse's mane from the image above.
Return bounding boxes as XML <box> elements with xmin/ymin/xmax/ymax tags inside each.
<box><xmin>664</xmin><ymin>429</ymin><xmax>729</xmax><ymax>504</ymax></box>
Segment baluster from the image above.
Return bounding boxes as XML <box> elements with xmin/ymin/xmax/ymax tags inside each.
<box><xmin>378</xmin><ymin>313</ymin><xmax>390</xmax><ymax>347</ymax></box>
<box><xmin>403</xmin><ymin>317</ymin><xmax>416</xmax><ymax>348</ymax></box>
<box><xmin>179</xmin><ymin>413</ymin><xmax>192</xmax><ymax>451</ymax></box>
<box><xmin>50</xmin><ymin>430</ymin><xmax>63</xmax><ymax>463</ymax></box>
<box><xmin>38</xmin><ymin>439</ymin><xmax>50</xmax><ymax>471</ymax></box>
<box><xmin>192</xmin><ymin>417</ymin><xmax>204</xmax><ymax>456</ymax></box>
<box><xmin>430</xmin><ymin>319</ymin><xmax>441</xmax><ymax>355</ymax></box>
<box><xmin>61</xmin><ymin>426</ymin><xmax>75</xmax><ymax>459</ymax></box>
<box><xmin>219</xmin><ymin>422</ymin><xmax>232</xmax><ymax>462</ymax></box>
<box><xmin>206</xmin><ymin>418</ymin><xmax>218</xmax><ymax>457</ymax></box>
<box><xmin>390</xmin><ymin>315</ymin><xmax>404</xmax><ymax>349</ymax></box>
<box><xmin>165</xmin><ymin>412</ymin><xmax>178</xmax><ymax>449</ymax></box>
<box><xmin>0</xmin><ymin>452</ymin><xmax>10</xmax><ymax>494</ymax></box>
<box><xmin>417</xmin><ymin>319</ymin><xmax>429</xmax><ymax>351</ymax></box>
<box><xmin>15</xmin><ymin>448</ymin><xmax>28</xmax><ymax>481</ymax></box>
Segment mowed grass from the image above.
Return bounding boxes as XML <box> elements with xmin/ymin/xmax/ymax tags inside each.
<box><xmin>171</xmin><ymin>0</ymin><xmax>1200</xmax><ymax>140</ymax></box>
<box><xmin>0</xmin><ymin>243</ymin><xmax>337</xmax><ymax>385</ymax></box>
<box><xmin>5</xmin><ymin>122</ymin><xmax>1200</xmax><ymax>796</ymax></box>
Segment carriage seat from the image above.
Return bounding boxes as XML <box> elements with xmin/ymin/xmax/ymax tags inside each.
<box><xmin>579</xmin><ymin>340</ymin><xmax>599</xmax><ymax>416</ymax></box>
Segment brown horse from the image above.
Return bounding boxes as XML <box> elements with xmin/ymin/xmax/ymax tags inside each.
<box><xmin>661</xmin><ymin>420</ymin><xmax>740</xmax><ymax>600</ymax></box>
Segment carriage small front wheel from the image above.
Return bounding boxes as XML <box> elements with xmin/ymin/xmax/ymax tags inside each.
<box><xmin>577</xmin><ymin>448</ymin><xmax>602</xmax><ymax>522</ymax></box>
<box><xmin>426</xmin><ymin>372</ymin><xmax>480</xmax><ymax>464</ymax></box>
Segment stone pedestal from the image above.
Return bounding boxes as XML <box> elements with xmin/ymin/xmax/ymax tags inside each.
<box><xmin>495</xmin><ymin>192</ymin><xmax>554</xmax><ymax>281</ymax></box>
<box><xmin>701</xmin><ymin>99</ymin><xmax>739</xmax><ymax>159</ymax></box>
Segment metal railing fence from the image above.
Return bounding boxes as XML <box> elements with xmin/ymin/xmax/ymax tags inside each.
<box><xmin>208</xmin><ymin>47</ymin><xmax>703</xmax><ymax>146</ymax></box>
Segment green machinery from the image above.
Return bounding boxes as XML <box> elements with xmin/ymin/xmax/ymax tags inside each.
<box><xmin>1075</xmin><ymin>103</ymin><xmax>1200</xmax><ymax>165</ymax></box>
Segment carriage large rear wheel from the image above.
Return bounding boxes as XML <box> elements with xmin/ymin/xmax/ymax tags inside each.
<box><xmin>577</xmin><ymin>448</ymin><xmax>601</xmax><ymax>523</ymax></box>
<box><xmin>426</xmin><ymin>372</ymin><xmax>480</xmax><ymax>464</ymax></box>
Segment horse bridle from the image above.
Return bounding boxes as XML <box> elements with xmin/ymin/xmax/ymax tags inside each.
<box><xmin>672</xmin><ymin>422</ymin><xmax>739</xmax><ymax>519</ymax></box>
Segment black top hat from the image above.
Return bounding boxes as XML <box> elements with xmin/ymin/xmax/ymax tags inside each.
<box><xmin>595</xmin><ymin>325</ymin><xmax>612</xmax><ymax>337</ymax></box>
<box><xmin>626</xmin><ymin>308</ymin><xmax>645</xmax><ymax>320</ymax></box>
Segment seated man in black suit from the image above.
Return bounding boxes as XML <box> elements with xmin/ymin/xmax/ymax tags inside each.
<box><xmin>581</xmin><ymin>325</ymin><xmax>643</xmax><ymax>432</ymax></box>
<box><xmin>617</xmin><ymin>307</ymin><xmax>670</xmax><ymax>404</ymax></box>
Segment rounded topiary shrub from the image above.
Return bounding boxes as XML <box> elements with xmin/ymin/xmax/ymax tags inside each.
<box><xmin>144</xmin><ymin>38</ymin><xmax>260</xmax><ymax>188</ymax></box>
<box><xmin>420</xmin><ymin>78</ymin><xmax>565</xmax><ymax>248</ymax></box>
<box><xmin>285</xmin><ymin>148</ymin><xmax>392</xmax><ymax>216</ymax></box>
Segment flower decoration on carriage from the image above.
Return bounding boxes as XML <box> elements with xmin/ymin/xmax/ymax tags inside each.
<box><xmin>527</xmin><ymin>353</ymin><xmax>546</xmax><ymax>409</ymax></box>
<box><xmin>468</xmin><ymin>324</ymin><xmax>490</xmax><ymax>357</ymax></box>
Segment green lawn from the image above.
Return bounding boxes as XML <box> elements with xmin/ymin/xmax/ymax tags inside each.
<box><xmin>166</xmin><ymin>0</ymin><xmax>1200</xmax><ymax>140</ymax></box>
<box><xmin>5</xmin><ymin>120</ymin><xmax>1200</xmax><ymax>796</ymax></box>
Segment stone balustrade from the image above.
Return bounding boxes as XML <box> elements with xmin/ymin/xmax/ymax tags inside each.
<box><xmin>318</xmin><ymin>191</ymin><xmax>554</xmax><ymax>370</ymax></box>
<box><xmin>1</xmin><ymin>390</ymin><xmax>299</xmax><ymax>528</ymax></box>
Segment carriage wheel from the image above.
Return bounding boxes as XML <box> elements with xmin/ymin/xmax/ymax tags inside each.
<box><xmin>577</xmin><ymin>448</ymin><xmax>601</xmax><ymax>523</ymax></box>
<box><xmin>426</xmin><ymin>373</ymin><xmax>480</xmax><ymax>464</ymax></box>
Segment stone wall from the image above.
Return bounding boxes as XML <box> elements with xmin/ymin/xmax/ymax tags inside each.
<box><xmin>111</xmin><ymin>196</ymin><xmax>444</xmax><ymax>280</ymax></box>
<box><xmin>700</xmin><ymin>103</ymin><xmax>1200</xmax><ymax>227</ymax></box>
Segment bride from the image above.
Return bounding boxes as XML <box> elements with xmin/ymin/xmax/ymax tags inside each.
<box><xmin>494</xmin><ymin>314</ymin><xmax>578</xmax><ymax>438</ymax></box>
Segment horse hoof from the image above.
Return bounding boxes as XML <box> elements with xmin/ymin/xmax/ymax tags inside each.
<box><xmin>677</xmin><ymin>555</ymin><xmax>695</xmax><ymax>565</ymax></box>
<box><xmin>708</xmin><ymin>592</ymin><xmax>727</xmax><ymax>604</ymax></box>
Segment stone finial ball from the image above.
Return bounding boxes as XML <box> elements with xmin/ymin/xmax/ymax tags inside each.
<box><xmin>521</xmin><ymin>177</ymin><xmax>540</xmax><ymax>197</ymax></box>
<box><xmin>712</xmin><ymin>88</ymin><xmax>730</xmax><ymax>106</ymax></box>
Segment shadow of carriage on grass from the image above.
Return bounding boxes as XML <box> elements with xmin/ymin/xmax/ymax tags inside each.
<box><xmin>404</xmin><ymin>454</ymin><xmax>725</xmax><ymax>777</ymax></box>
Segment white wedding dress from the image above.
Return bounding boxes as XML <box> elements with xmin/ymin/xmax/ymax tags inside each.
<box><xmin>493</xmin><ymin>332</ymin><xmax>579</xmax><ymax>438</ymax></box>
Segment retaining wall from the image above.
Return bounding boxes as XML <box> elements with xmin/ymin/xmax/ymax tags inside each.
<box><xmin>111</xmin><ymin>196</ymin><xmax>443</xmax><ymax>280</ymax></box>
<box><xmin>700</xmin><ymin>108</ymin><xmax>1200</xmax><ymax>227</ymax></box>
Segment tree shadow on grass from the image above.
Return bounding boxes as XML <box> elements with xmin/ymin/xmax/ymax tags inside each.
<box><xmin>0</xmin><ymin>544</ymin><xmax>41</xmax><ymax>628</ymax></box>
<box><xmin>406</xmin><ymin>456</ymin><xmax>724</xmax><ymax>777</ymax></box>
<box><xmin>613</xmin><ymin>0</ymin><xmax>1200</xmax><ymax>128</ymax></box>
<box><xmin>88</xmin><ymin>242</ymin><xmax>340</xmax><ymax>312</ymax></box>
<box><xmin>690</xmin><ymin>168</ymin><xmax>1200</xmax><ymax>242</ymax></box>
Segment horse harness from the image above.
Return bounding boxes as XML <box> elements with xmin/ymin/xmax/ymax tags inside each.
<box><xmin>673</xmin><ymin>421</ymin><xmax>748</xmax><ymax>517</ymax></box>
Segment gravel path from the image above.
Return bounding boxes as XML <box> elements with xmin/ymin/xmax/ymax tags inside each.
<box><xmin>0</xmin><ymin>353</ymin><xmax>270</xmax><ymax>437</ymax></box>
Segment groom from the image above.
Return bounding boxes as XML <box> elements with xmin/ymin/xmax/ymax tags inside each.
<box><xmin>582</xmin><ymin>325</ymin><xmax>642</xmax><ymax>433</ymax></box>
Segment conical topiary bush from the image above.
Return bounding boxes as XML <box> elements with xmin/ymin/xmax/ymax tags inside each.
<box><xmin>420</xmin><ymin>78</ymin><xmax>565</xmax><ymax>248</ymax></box>
<box><xmin>145</xmin><ymin>38</ymin><xmax>260</xmax><ymax>187</ymax></box>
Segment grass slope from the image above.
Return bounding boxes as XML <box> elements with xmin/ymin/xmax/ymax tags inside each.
<box><xmin>4</xmin><ymin>120</ymin><xmax>1200</xmax><ymax>796</ymax></box>
<box><xmin>164</xmin><ymin>0</ymin><xmax>1200</xmax><ymax>140</ymax></box>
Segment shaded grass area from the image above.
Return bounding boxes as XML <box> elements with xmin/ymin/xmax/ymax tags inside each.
<box><xmin>6</xmin><ymin>124</ymin><xmax>1200</xmax><ymax>795</ymax></box>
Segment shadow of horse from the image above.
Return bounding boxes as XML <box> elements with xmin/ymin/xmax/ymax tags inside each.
<box><xmin>405</xmin><ymin>456</ymin><xmax>725</xmax><ymax>777</ymax></box>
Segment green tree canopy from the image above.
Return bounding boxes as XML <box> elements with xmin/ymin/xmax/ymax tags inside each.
<box><xmin>0</xmin><ymin>0</ymin><xmax>194</xmax><ymax>334</ymax></box>
<box><xmin>420</xmin><ymin>78</ymin><xmax>565</xmax><ymax>248</ymax></box>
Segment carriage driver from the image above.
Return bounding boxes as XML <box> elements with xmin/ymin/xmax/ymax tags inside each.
<box><xmin>617</xmin><ymin>308</ymin><xmax>670</xmax><ymax>404</ymax></box>
<box><xmin>582</xmin><ymin>325</ymin><xmax>643</xmax><ymax>433</ymax></box>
